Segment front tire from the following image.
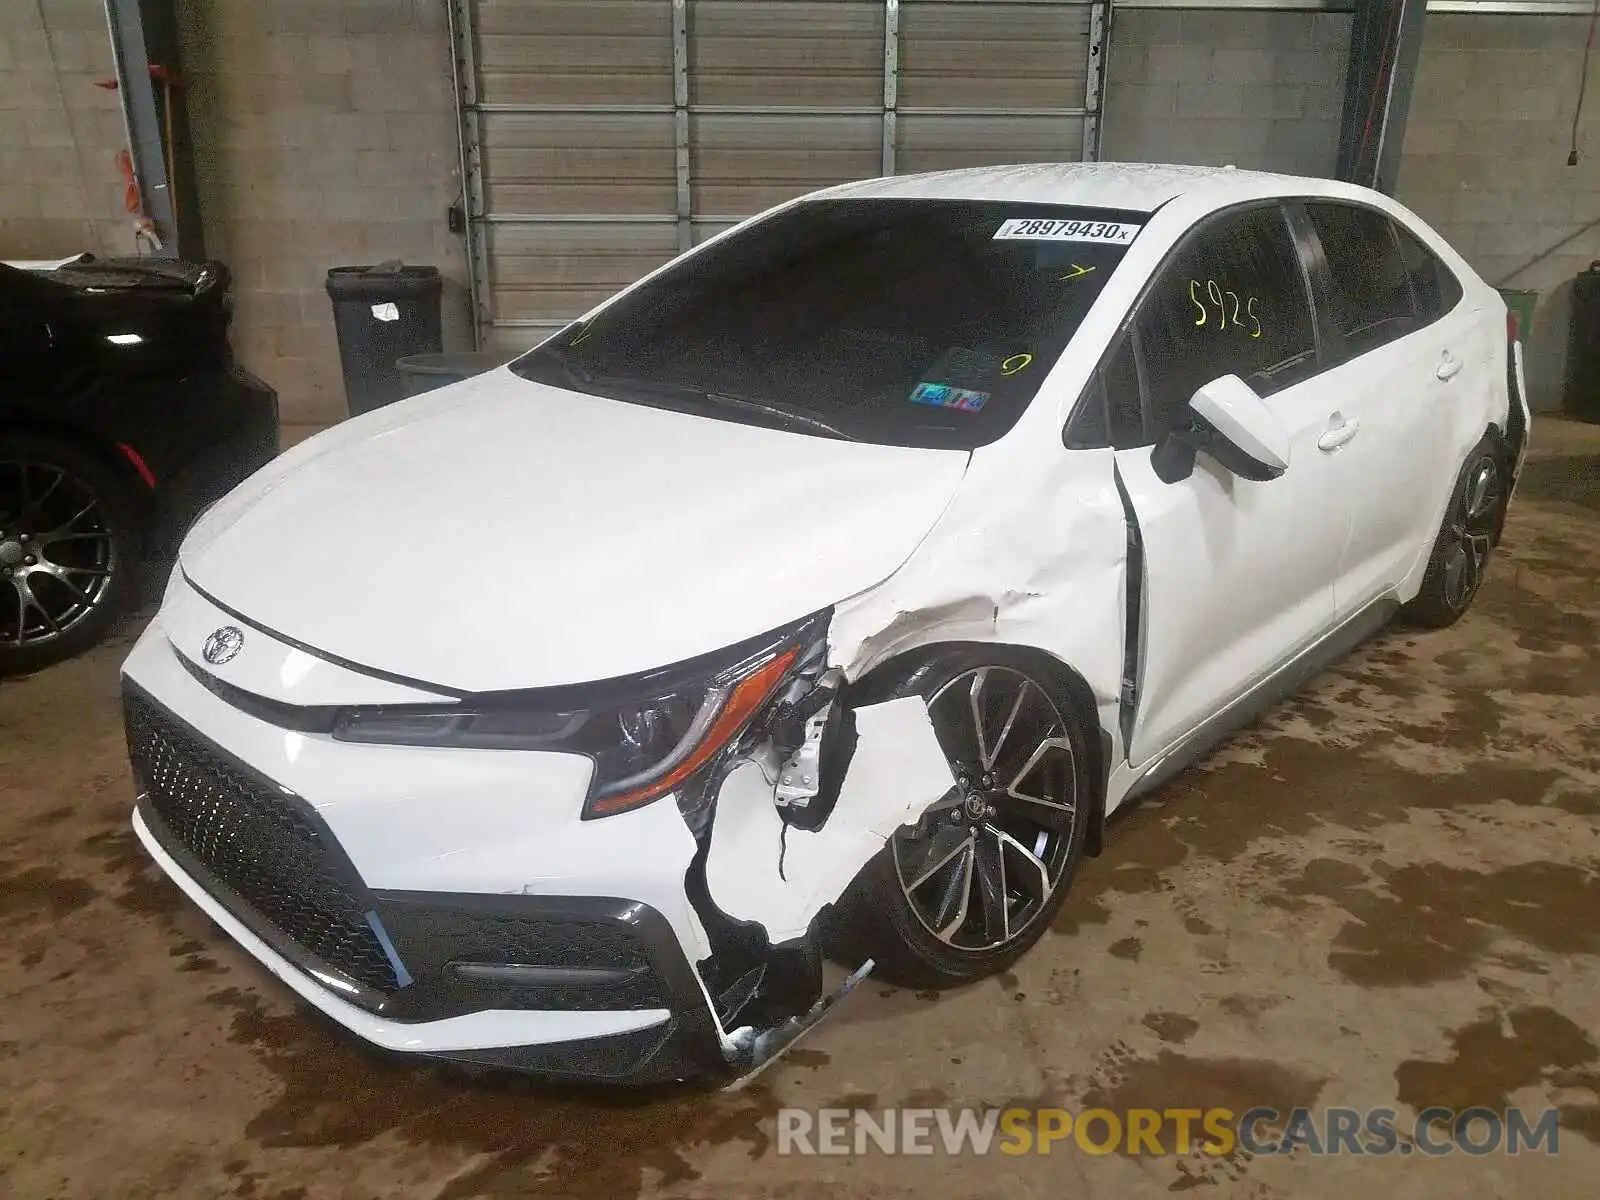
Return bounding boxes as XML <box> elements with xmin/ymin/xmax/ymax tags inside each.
<box><xmin>1402</xmin><ymin>436</ymin><xmax>1509</xmax><ymax>629</ymax></box>
<box><xmin>827</xmin><ymin>650</ymin><xmax>1092</xmax><ymax>988</ymax></box>
<box><xmin>0</xmin><ymin>435</ymin><xmax>140</xmax><ymax>676</ymax></box>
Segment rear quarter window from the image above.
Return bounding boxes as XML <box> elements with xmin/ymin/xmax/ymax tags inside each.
<box><xmin>1392</xmin><ymin>220</ymin><xmax>1463</xmax><ymax>320</ymax></box>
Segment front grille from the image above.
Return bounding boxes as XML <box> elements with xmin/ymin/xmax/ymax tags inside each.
<box><xmin>126</xmin><ymin>689</ymin><xmax>397</xmax><ymax>995</ymax></box>
<box><xmin>379</xmin><ymin>904</ymin><xmax>668</xmax><ymax>1013</ymax></box>
<box><xmin>431</xmin><ymin>911</ymin><xmax>654</xmax><ymax>974</ymax></box>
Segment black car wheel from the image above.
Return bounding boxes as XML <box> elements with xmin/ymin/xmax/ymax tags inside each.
<box><xmin>826</xmin><ymin>650</ymin><xmax>1092</xmax><ymax>988</ymax></box>
<box><xmin>1402</xmin><ymin>435</ymin><xmax>1509</xmax><ymax>630</ymax></box>
<box><xmin>0</xmin><ymin>435</ymin><xmax>139</xmax><ymax>675</ymax></box>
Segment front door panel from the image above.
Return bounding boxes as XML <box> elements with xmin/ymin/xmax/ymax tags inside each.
<box><xmin>1116</xmin><ymin>379</ymin><xmax>1340</xmax><ymax>766</ymax></box>
<box><xmin>1109</xmin><ymin>202</ymin><xmax>1344</xmax><ymax>768</ymax></box>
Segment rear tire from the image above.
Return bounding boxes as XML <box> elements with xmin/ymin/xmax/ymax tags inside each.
<box><xmin>1402</xmin><ymin>435</ymin><xmax>1508</xmax><ymax>630</ymax></box>
<box><xmin>0</xmin><ymin>435</ymin><xmax>140</xmax><ymax>676</ymax></box>
<box><xmin>825</xmin><ymin>648</ymin><xmax>1092</xmax><ymax>989</ymax></box>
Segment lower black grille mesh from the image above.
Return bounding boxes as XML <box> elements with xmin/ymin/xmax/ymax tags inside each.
<box><xmin>126</xmin><ymin>690</ymin><xmax>397</xmax><ymax>995</ymax></box>
<box><xmin>381</xmin><ymin>905</ymin><xmax>667</xmax><ymax>1011</ymax></box>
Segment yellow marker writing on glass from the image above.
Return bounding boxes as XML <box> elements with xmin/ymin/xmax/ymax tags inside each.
<box><xmin>1187</xmin><ymin>279</ymin><xmax>1263</xmax><ymax>336</ymax></box>
<box><xmin>1000</xmin><ymin>353</ymin><xmax>1034</xmax><ymax>377</ymax></box>
<box><xmin>1059</xmin><ymin>264</ymin><xmax>1096</xmax><ymax>282</ymax></box>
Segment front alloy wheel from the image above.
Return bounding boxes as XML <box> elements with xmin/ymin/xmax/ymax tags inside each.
<box><xmin>892</xmin><ymin>666</ymin><xmax>1079</xmax><ymax>951</ymax></box>
<box><xmin>828</xmin><ymin>652</ymin><xmax>1091</xmax><ymax>988</ymax></box>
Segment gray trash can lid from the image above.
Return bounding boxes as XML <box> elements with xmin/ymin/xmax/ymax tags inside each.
<box><xmin>327</xmin><ymin>262</ymin><xmax>441</xmax><ymax>299</ymax></box>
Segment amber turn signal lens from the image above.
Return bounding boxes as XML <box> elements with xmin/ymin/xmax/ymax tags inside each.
<box><xmin>586</xmin><ymin>646</ymin><xmax>800</xmax><ymax>816</ymax></box>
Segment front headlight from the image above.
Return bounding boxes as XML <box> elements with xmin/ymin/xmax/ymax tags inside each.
<box><xmin>331</xmin><ymin>611</ymin><xmax>829</xmax><ymax>819</ymax></box>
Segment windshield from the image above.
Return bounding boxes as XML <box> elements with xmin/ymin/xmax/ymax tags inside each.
<box><xmin>510</xmin><ymin>197</ymin><xmax>1145</xmax><ymax>449</ymax></box>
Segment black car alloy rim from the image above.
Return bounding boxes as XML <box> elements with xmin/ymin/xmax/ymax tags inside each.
<box><xmin>0</xmin><ymin>461</ymin><xmax>118</xmax><ymax>648</ymax></box>
<box><xmin>1443</xmin><ymin>454</ymin><xmax>1501</xmax><ymax>612</ymax></box>
<box><xmin>892</xmin><ymin>666</ymin><xmax>1078</xmax><ymax>951</ymax></box>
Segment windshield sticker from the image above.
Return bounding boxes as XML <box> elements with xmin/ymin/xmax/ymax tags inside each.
<box><xmin>909</xmin><ymin>382</ymin><xmax>989</xmax><ymax>412</ymax></box>
<box><xmin>994</xmin><ymin>217</ymin><xmax>1140</xmax><ymax>244</ymax></box>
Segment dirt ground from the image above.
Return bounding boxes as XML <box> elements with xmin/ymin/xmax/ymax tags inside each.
<box><xmin>1</xmin><ymin>422</ymin><xmax>1597</xmax><ymax>1200</ymax></box>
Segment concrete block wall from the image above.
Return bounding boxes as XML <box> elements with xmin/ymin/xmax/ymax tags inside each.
<box><xmin>178</xmin><ymin>0</ymin><xmax>470</xmax><ymax>427</ymax></box>
<box><xmin>1398</xmin><ymin>15</ymin><xmax>1600</xmax><ymax>414</ymax></box>
<box><xmin>0</xmin><ymin>0</ymin><xmax>135</xmax><ymax>258</ymax></box>
<box><xmin>1102</xmin><ymin>9</ymin><xmax>1350</xmax><ymax>177</ymax></box>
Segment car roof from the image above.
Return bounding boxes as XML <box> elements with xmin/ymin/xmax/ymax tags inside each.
<box><xmin>820</xmin><ymin>161</ymin><xmax>1351</xmax><ymax>215</ymax></box>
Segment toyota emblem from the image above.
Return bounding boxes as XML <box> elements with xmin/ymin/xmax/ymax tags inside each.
<box><xmin>202</xmin><ymin>626</ymin><xmax>245</xmax><ymax>666</ymax></box>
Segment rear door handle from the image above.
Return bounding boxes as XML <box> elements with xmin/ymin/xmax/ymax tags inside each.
<box><xmin>1436</xmin><ymin>352</ymin><xmax>1463</xmax><ymax>381</ymax></box>
<box><xmin>1317</xmin><ymin>417</ymin><xmax>1360</xmax><ymax>452</ymax></box>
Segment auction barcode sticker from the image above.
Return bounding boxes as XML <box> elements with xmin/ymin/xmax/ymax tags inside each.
<box><xmin>993</xmin><ymin>218</ymin><xmax>1140</xmax><ymax>244</ymax></box>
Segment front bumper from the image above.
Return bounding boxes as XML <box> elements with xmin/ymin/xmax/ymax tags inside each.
<box><xmin>121</xmin><ymin>617</ymin><xmax>730</xmax><ymax>1084</ymax></box>
<box><xmin>132</xmin><ymin>807</ymin><xmax>720</xmax><ymax>1081</ymax></box>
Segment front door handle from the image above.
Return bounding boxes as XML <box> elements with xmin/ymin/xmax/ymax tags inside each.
<box><xmin>1436</xmin><ymin>352</ymin><xmax>1463</xmax><ymax>381</ymax></box>
<box><xmin>1317</xmin><ymin>417</ymin><xmax>1360</xmax><ymax>452</ymax></box>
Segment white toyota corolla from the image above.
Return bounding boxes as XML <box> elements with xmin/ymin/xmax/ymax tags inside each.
<box><xmin>123</xmin><ymin>163</ymin><xmax>1530</xmax><ymax>1084</ymax></box>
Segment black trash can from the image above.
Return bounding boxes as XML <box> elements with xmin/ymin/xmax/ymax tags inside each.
<box><xmin>1565</xmin><ymin>261</ymin><xmax>1600</xmax><ymax>424</ymax></box>
<box><xmin>396</xmin><ymin>351</ymin><xmax>510</xmax><ymax>397</ymax></box>
<box><xmin>325</xmin><ymin>262</ymin><xmax>443</xmax><ymax>417</ymax></box>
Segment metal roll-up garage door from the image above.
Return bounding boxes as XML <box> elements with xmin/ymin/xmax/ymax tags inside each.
<box><xmin>450</xmin><ymin>0</ymin><xmax>1110</xmax><ymax>354</ymax></box>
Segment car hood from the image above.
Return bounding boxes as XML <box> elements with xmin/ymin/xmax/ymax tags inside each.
<box><xmin>180</xmin><ymin>368</ymin><xmax>970</xmax><ymax>692</ymax></box>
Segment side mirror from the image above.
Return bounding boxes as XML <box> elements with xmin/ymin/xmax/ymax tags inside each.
<box><xmin>1150</xmin><ymin>374</ymin><xmax>1290</xmax><ymax>484</ymax></box>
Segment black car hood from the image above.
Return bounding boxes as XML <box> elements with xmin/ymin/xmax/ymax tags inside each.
<box><xmin>44</xmin><ymin>256</ymin><xmax>226</xmax><ymax>295</ymax></box>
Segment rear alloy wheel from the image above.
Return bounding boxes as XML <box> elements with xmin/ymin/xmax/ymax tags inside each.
<box><xmin>828</xmin><ymin>653</ymin><xmax>1091</xmax><ymax>987</ymax></box>
<box><xmin>0</xmin><ymin>437</ymin><xmax>138</xmax><ymax>676</ymax></box>
<box><xmin>1403</xmin><ymin>438</ymin><xmax>1508</xmax><ymax>629</ymax></box>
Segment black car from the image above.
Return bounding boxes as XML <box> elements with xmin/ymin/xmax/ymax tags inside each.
<box><xmin>0</xmin><ymin>255</ymin><xmax>279</xmax><ymax>675</ymax></box>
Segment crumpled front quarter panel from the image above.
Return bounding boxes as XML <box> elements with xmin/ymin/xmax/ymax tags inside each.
<box><xmin>830</xmin><ymin>439</ymin><xmax>1128</xmax><ymax>738</ymax></box>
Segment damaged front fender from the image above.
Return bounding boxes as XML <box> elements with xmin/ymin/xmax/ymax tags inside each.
<box><xmin>678</xmin><ymin>441</ymin><xmax>1130</xmax><ymax>1079</ymax></box>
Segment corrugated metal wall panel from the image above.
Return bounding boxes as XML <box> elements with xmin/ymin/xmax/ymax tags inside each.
<box><xmin>899</xmin><ymin>1</ymin><xmax>1091</xmax><ymax>108</ymax></box>
<box><xmin>896</xmin><ymin>114</ymin><xmax>1086</xmax><ymax>172</ymax></box>
<box><xmin>690</xmin><ymin>1</ymin><xmax>884</xmax><ymax>105</ymax></box>
<box><xmin>465</xmin><ymin>0</ymin><xmax>1099</xmax><ymax>351</ymax></box>
<box><xmin>692</xmin><ymin>218</ymin><xmax>744</xmax><ymax>244</ymax></box>
<box><xmin>478</xmin><ymin>113</ymin><xmax>676</xmax><ymax>214</ymax></box>
<box><xmin>486</xmin><ymin>221</ymin><xmax>680</xmax><ymax>321</ymax></box>
<box><xmin>474</xmin><ymin>0</ymin><xmax>673</xmax><ymax>105</ymax></box>
<box><xmin>691</xmin><ymin>113</ymin><xmax>882</xmax><ymax>214</ymax></box>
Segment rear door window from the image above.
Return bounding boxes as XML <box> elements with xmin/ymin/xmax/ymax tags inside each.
<box><xmin>1134</xmin><ymin>204</ymin><xmax>1318</xmax><ymax>441</ymax></box>
<box><xmin>1305</xmin><ymin>203</ymin><xmax>1414</xmax><ymax>356</ymax></box>
<box><xmin>1305</xmin><ymin>202</ymin><xmax>1458</xmax><ymax>359</ymax></box>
